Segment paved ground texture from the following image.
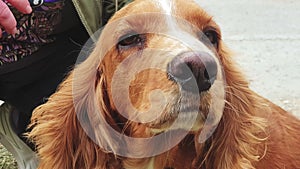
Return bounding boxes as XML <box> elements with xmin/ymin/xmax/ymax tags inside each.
<box><xmin>197</xmin><ymin>0</ymin><xmax>300</xmax><ymax>117</ymax></box>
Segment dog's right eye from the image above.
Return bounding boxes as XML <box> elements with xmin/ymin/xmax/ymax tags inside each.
<box><xmin>118</xmin><ymin>33</ymin><xmax>144</xmax><ymax>49</ymax></box>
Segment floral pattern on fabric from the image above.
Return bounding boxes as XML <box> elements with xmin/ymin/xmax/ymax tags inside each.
<box><xmin>0</xmin><ymin>0</ymin><xmax>65</xmax><ymax>65</ymax></box>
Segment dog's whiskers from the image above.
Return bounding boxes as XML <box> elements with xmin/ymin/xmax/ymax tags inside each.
<box><xmin>121</xmin><ymin>121</ymin><xmax>131</xmax><ymax>135</ymax></box>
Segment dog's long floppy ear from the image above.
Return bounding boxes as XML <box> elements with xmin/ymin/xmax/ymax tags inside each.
<box><xmin>193</xmin><ymin>42</ymin><xmax>268</xmax><ymax>169</ymax></box>
<box><xmin>28</xmin><ymin>40</ymin><xmax>122</xmax><ymax>169</ymax></box>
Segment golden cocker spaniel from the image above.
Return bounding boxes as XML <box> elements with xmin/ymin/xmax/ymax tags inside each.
<box><xmin>28</xmin><ymin>0</ymin><xmax>300</xmax><ymax>168</ymax></box>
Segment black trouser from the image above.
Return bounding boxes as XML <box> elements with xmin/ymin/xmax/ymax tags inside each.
<box><xmin>0</xmin><ymin>25</ymin><xmax>89</xmax><ymax>139</ymax></box>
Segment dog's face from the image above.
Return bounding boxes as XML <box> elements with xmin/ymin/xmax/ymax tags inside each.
<box><xmin>98</xmin><ymin>0</ymin><xmax>225</xmax><ymax>136</ymax></box>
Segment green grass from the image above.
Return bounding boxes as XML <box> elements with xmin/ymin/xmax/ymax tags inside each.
<box><xmin>0</xmin><ymin>144</ymin><xmax>17</xmax><ymax>169</ymax></box>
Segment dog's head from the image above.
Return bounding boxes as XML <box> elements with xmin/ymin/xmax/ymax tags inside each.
<box><xmin>92</xmin><ymin>0</ymin><xmax>225</xmax><ymax>137</ymax></box>
<box><xmin>30</xmin><ymin>1</ymin><xmax>268</xmax><ymax>168</ymax></box>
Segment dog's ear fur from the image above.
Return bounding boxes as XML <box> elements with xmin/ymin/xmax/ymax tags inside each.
<box><xmin>192</xmin><ymin>41</ymin><xmax>268</xmax><ymax>169</ymax></box>
<box><xmin>28</xmin><ymin>42</ymin><xmax>121</xmax><ymax>169</ymax></box>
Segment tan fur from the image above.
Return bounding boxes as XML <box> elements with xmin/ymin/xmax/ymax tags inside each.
<box><xmin>28</xmin><ymin>0</ymin><xmax>300</xmax><ymax>168</ymax></box>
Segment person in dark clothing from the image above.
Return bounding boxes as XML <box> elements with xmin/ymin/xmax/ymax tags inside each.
<box><xmin>0</xmin><ymin>0</ymin><xmax>131</xmax><ymax>168</ymax></box>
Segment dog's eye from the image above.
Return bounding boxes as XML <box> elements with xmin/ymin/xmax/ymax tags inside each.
<box><xmin>200</xmin><ymin>29</ymin><xmax>219</xmax><ymax>49</ymax></box>
<box><xmin>204</xmin><ymin>30</ymin><xmax>218</xmax><ymax>46</ymax></box>
<box><xmin>118</xmin><ymin>33</ymin><xmax>144</xmax><ymax>49</ymax></box>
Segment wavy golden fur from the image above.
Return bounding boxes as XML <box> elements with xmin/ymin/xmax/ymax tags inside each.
<box><xmin>28</xmin><ymin>0</ymin><xmax>300</xmax><ymax>168</ymax></box>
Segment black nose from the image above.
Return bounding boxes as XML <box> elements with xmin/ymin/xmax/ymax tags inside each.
<box><xmin>167</xmin><ymin>51</ymin><xmax>218</xmax><ymax>92</ymax></box>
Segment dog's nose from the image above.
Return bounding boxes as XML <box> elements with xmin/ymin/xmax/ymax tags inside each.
<box><xmin>167</xmin><ymin>51</ymin><xmax>218</xmax><ymax>92</ymax></box>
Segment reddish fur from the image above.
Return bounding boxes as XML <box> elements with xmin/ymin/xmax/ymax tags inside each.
<box><xmin>28</xmin><ymin>0</ymin><xmax>300</xmax><ymax>168</ymax></box>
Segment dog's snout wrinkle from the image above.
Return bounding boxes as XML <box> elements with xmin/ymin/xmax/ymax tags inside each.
<box><xmin>167</xmin><ymin>51</ymin><xmax>217</xmax><ymax>93</ymax></box>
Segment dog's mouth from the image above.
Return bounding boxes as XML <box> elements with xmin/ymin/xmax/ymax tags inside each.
<box><xmin>147</xmin><ymin>112</ymin><xmax>205</xmax><ymax>135</ymax></box>
<box><xmin>145</xmin><ymin>92</ymin><xmax>210</xmax><ymax>134</ymax></box>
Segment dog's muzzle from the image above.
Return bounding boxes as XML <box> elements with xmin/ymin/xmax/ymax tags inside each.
<box><xmin>167</xmin><ymin>51</ymin><xmax>218</xmax><ymax>93</ymax></box>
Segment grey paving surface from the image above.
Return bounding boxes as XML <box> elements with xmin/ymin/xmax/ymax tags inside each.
<box><xmin>197</xmin><ymin>0</ymin><xmax>300</xmax><ymax>117</ymax></box>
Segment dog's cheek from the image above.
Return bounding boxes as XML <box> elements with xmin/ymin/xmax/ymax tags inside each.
<box><xmin>198</xmin><ymin>93</ymin><xmax>212</xmax><ymax>116</ymax></box>
<box><xmin>129</xmin><ymin>69</ymin><xmax>178</xmax><ymax>111</ymax></box>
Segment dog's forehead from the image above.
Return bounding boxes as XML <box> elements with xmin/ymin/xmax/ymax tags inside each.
<box><xmin>155</xmin><ymin>0</ymin><xmax>173</xmax><ymax>15</ymax></box>
<box><xmin>110</xmin><ymin>0</ymin><xmax>213</xmax><ymax>28</ymax></box>
<box><xmin>100</xmin><ymin>0</ymin><xmax>217</xmax><ymax>52</ymax></box>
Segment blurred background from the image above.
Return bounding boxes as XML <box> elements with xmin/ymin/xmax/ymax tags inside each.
<box><xmin>197</xmin><ymin>0</ymin><xmax>300</xmax><ymax>116</ymax></box>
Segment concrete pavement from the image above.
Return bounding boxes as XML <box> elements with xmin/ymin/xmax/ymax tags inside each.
<box><xmin>197</xmin><ymin>0</ymin><xmax>300</xmax><ymax>116</ymax></box>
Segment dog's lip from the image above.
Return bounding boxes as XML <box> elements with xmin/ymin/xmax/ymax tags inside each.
<box><xmin>146</xmin><ymin>107</ymin><xmax>203</xmax><ymax>133</ymax></box>
<box><xmin>179</xmin><ymin>106</ymin><xmax>199</xmax><ymax>113</ymax></box>
<box><xmin>147</xmin><ymin>122</ymin><xmax>176</xmax><ymax>135</ymax></box>
<box><xmin>146</xmin><ymin>116</ymin><xmax>177</xmax><ymax>129</ymax></box>
<box><xmin>148</xmin><ymin>106</ymin><xmax>199</xmax><ymax>125</ymax></box>
<box><xmin>148</xmin><ymin>115</ymin><xmax>203</xmax><ymax>134</ymax></box>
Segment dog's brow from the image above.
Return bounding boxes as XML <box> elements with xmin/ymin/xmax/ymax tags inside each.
<box><xmin>155</xmin><ymin>0</ymin><xmax>180</xmax><ymax>33</ymax></box>
<box><xmin>156</xmin><ymin>0</ymin><xmax>173</xmax><ymax>15</ymax></box>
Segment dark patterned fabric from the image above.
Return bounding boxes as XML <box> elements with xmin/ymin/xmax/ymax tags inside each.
<box><xmin>0</xmin><ymin>0</ymin><xmax>65</xmax><ymax>65</ymax></box>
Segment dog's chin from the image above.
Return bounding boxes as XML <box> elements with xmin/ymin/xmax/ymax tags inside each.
<box><xmin>143</xmin><ymin>91</ymin><xmax>212</xmax><ymax>135</ymax></box>
<box><xmin>147</xmin><ymin>111</ymin><xmax>206</xmax><ymax>135</ymax></box>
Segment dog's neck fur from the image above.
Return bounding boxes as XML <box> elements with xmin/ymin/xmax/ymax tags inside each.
<box><xmin>29</xmin><ymin>68</ymin><xmax>267</xmax><ymax>169</ymax></box>
<box><xmin>108</xmin><ymin>66</ymin><xmax>268</xmax><ymax>169</ymax></box>
<box><xmin>122</xmin><ymin>135</ymin><xmax>197</xmax><ymax>169</ymax></box>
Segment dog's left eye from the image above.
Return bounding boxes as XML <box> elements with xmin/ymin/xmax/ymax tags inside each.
<box><xmin>204</xmin><ymin>30</ymin><xmax>218</xmax><ymax>46</ymax></box>
<box><xmin>200</xmin><ymin>29</ymin><xmax>219</xmax><ymax>48</ymax></box>
<box><xmin>118</xmin><ymin>33</ymin><xmax>144</xmax><ymax>49</ymax></box>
